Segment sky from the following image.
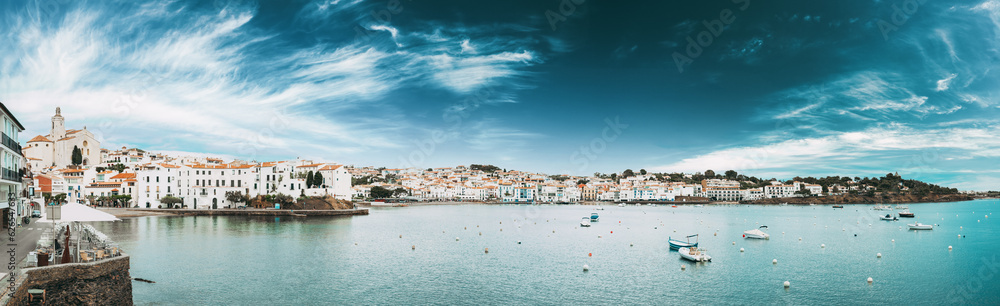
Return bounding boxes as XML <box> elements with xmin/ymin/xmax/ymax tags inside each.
<box><xmin>2</xmin><ymin>0</ymin><xmax>999</xmax><ymax>190</ymax></box>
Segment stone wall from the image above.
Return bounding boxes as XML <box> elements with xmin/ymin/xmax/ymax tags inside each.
<box><xmin>5</xmin><ymin>255</ymin><xmax>132</xmax><ymax>305</ymax></box>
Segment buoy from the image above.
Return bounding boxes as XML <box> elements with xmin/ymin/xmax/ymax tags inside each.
<box><xmin>485</xmin><ymin>248</ymin><xmax>489</xmax><ymax>253</ymax></box>
<box><xmin>610</xmin><ymin>231</ymin><xmax>613</xmax><ymax>234</ymax></box>
<box><xmin>583</xmin><ymin>264</ymin><xmax>589</xmax><ymax>272</ymax></box>
<box><xmin>784</xmin><ymin>281</ymin><xmax>790</xmax><ymax>288</ymax></box>
<box><xmin>949</xmin><ymin>246</ymin><xmax>953</xmax><ymax>250</ymax></box>
<box><xmin>798</xmin><ymin>237</ymin><xmax>802</xmax><ymax>241</ymax></box>
<box><xmin>681</xmin><ymin>265</ymin><xmax>686</xmax><ymax>270</ymax></box>
<box><xmin>773</xmin><ymin>259</ymin><xmax>778</xmax><ymax>264</ymax></box>
<box><xmin>399</xmin><ymin>235</ymin><xmax>402</xmax><ymax>238</ymax></box>
<box><xmin>782</xmin><ymin>232</ymin><xmax>785</xmax><ymax>235</ymax></box>
<box><xmin>517</xmin><ymin>241</ymin><xmax>521</xmax><ymax>244</ymax></box>
<box><xmin>553</xmin><ymin>230</ymin><xmax>555</xmax><ymax>233</ymax></box>
<box><xmin>354</xmin><ymin>242</ymin><xmax>358</xmax><ymax>245</ymax></box>
<box><xmin>630</xmin><ymin>243</ymin><xmax>634</xmax><ymax>247</ymax></box>
<box><xmin>867</xmin><ymin>277</ymin><xmax>873</xmax><ymax>283</ymax></box>
<box><xmin>479</xmin><ymin>232</ymin><xmax>482</xmax><ymax>236</ymax></box>
<box><xmin>464</xmin><ymin>227</ymin><xmax>467</xmax><ymax>230</ymax></box>
<box><xmin>411</xmin><ymin>245</ymin><xmax>415</xmax><ymax>250</ymax></box>
<box><xmin>877</xmin><ymin>253</ymin><xmax>882</xmax><ymax>258</ymax></box>
<box><xmin>892</xmin><ymin>239</ymin><xmax>895</xmax><ymax>243</ymax></box>
<box><xmin>714</xmin><ymin>232</ymin><xmax>717</xmax><ymax>236</ymax></box>
<box><xmin>732</xmin><ymin>241</ymin><xmax>736</xmax><ymax>245</ymax></box>
<box><xmin>588</xmin><ymin>253</ymin><xmax>592</xmax><ymax>257</ymax></box>
<box><xmin>958</xmin><ymin>234</ymin><xmax>962</xmax><ymax>238</ymax></box>
<box><xmin>598</xmin><ymin>235</ymin><xmax>602</xmax><ymax>238</ymax></box>
<box><xmin>740</xmin><ymin>248</ymin><xmax>745</xmax><ymax>252</ymax></box>
<box><xmin>821</xmin><ymin>244</ymin><xmax>826</xmax><ymax>248</ymax></box>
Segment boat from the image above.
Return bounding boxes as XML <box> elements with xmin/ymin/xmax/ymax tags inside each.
<box><xmin>668</xmin><ymin>234</ymin><xmax>699</xmax><ymax>250</ymax></box>
<box><xmin>832</xmin><ymin>205</ymin><xmax>844</xmax><ymax>208</ymax></box>
<box><xmin>596</xmin><ymin>206</ymin><xmax>604</xmax><ymax>210</ymax></box>
<box><xmin>590</xmin><ymin>213</ymin><xmax>600</xmax><ymax>222</ymax></box>
<box><xmin>898</xmin><ymin>210</ymin><xmax>915</xmax><ymax>218</ymax></box>
<box><xmin>879</xmin><ymin>214</ymin><xmax>898</xmax><ymax>221</ymax></box>
<box><xmin>678</xmin><ymin>247</ymin><xmax>712</xmax><ymax>262</ymax></box>
<box><xmin>580</xmin><ymin>217</ymin><xmax>591</xmax><ymax>227</ymax></box>
<box><xmin>618</xmin><ymin>203</ymin><xmax>625</xmax><ymax>207</ymax></box>
<box><xmin>694</xmin><ymin>204</ymin><xmax>703</xmax><ymax>207</ymax></box>
<box><xmin>780</xmin><ymin>202</ymin><xmax>788</xmax><ymax>206</ymax></box>
<box><xmin>908</xmin><ymin>223</ymin><xmax>933</xmax><ymax>230</ymax></box>
<box><xmin>873</xmin><ymin>205</ymin><xmax>892</xmax><ymax>211</ymax></box>
<box><xmin>743</xmin><ymin>226</ymin><xmax>770</xmax><ymax>239</ymax></box>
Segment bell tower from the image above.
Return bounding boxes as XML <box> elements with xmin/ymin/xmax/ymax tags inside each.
<box><xmin>52</xmin><ymin>106</ymin><xmax>66</xmax><ymax>140</ymax></box>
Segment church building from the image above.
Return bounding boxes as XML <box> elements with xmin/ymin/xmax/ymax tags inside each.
<box><xmin>24</xmin><ymin>107</ymin><xmax>101</xmax><ymax>169</ymax></box>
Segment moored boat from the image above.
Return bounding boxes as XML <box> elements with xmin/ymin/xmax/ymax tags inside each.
<box><xmin>873</xmin><ymin>205</ymin><xmax>892</xmax><ymax>211</ymax></box>
<box><xmin>678</xmin><ymin>247</ymin><xmax>712</xmax><ymax>262</ymax></box>
<box><xmin>880</xmin><ymin>214</ymin><xmax>898</xmax><ymax>221</ymax></box>
<box><xmin>669</xmin><ymin>234</ymin><xmax>699</xmax><ymax>250</ymax></box>
<box><xmin>898</xmin><ymin>210</ymin><xmax>915</xmax><ymax>218</ymax></box>
<box><xmin>743</xmin><ymin>226</ymin><xmax>770</xmax><ymax>239</ymax></box>
<box><xmin>832</xmin><ymin>205</ymin><xmax>844</xmax><ymax>208</ymax></box>
<box><xmin>590</xmin><ymin>212</ymin><xmax>600</xmax><ymax>222</ymax></box>
<box><xmin>580</xmin><ymin>217</ymin><xmax>591</xmax><ymax>227</ymax></box>
<box><xmin>908</xmin><ymin>222</ymin><xmax>933</xmax><ymax>230</ymax></box>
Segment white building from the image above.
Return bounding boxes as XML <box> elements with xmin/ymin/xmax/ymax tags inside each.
<box><xmin>1</xmin><ymin>102</ymin><xmax>27</xmax><ymax>226</ymax></box>
<box><xmin>23</xmin><ymin>107</ymin><xmax>101</xmax><ymax>168</ymax></box>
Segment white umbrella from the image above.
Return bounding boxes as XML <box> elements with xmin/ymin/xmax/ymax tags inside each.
<box><xmin>37</xmin><ymin>203</ymin><xmax>120</xmax><ymax>223</ymax></box>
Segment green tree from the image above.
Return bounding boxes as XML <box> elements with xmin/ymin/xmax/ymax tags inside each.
<box><xmin>725</xmin><ymin>170</ymin><xmax>737</xmax><ymax>180</ymax></box>
<box><xmin>576</xmin><ymin>179</ymin><xmax>590</xmax><ymax>186</ymax></box>
<box><xmin>306</xmin><ymin>171</ymin><xmax>314</xmax><ymax>188</ymax></box>
<box><xmin>71</xmin><ymin>146</ymin><xmax>83</xmax><ymax>165</ymax></box>
<box><xmin>313</xmin><ymin>172</ymin><xmax>323</xmax><ymax>188</ymax></box>
<box><xmin>705</xmin><ymin>170</ymin><xmax>716</xmax><ymax>178</ymax></box>
<box><xmin>393</xmin><ymin>187</ymin><xmax>409</xmax><ymax>197</ymax></box>
<box><xmin>226</xmin><ymin>191</ymin><xmax>247</xmax><ymax>207</ymax></box>
<box><xmin>369</xmin><ymin>186</ymin><xmax>393</xmax><ymax>199</ymax></box>
<box><xmin>622</xmin><ymin>169</ymin><xmax>635</xmax><ymax>178</ymax></box>
<box><xmin>273</xmin><ymin>193</ymin><xmax>294</xmax><ymax>207</ymax></box>
<box><xmin>639</xmin><ymin>169</ymin><xmax>647</xmax><ymax>175</ymax></box>
<box><xmin>160</xmin><ymin>196</ymin><xmax>183</xmax><ymax>208</ymax></box>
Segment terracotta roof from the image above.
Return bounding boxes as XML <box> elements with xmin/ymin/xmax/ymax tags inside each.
<box><xmin>298</xmin><ymin>163</ymin><xmax>325</xmax><ymax>168</ymax></box>
<box><xmin>110</xmin><ymin>173</ymin><xmax>136</xmax><ymax>179</ymax></box>
<box><xmin>319</xmin><ymin>165</ymin><xmax>343</xmax><ymax>171</ymax></box>
<box><xmin>67</xmin><ymin>129</ymin><xmax>81</xmax><ymax>134</ymax></box>
<box><xmin>27</xmin><ymin>157</ymin><xmax>42</xmax><ymax>161</ymax></box>
<box><xmin>60</xmin><ymin>169</ymin><xmax>86</xmax><ymax>173</ymax></box>
<box><xmin>159</xmin><ymin>163</ymin><xmax>180</xmax><ymax>169</ymax></box>
<box><xmin>28</xmin><ymin>135</ymin><xmax>52</xmax><ymax>142</ymax></box>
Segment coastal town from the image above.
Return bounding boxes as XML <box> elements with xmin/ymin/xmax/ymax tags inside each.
<box><xmin>2</xmin><ymin>105</ymin><xmax>985</xmax><ymax>228</ymax></box>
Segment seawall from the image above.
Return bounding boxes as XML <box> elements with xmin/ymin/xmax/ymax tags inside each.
<box><xmin>124</xmin><ymin>208</ymin><xmax>369</xmax><ymax>217</ymax></box>
<box><xmin>4</xmin><ymin>255</ymin><xmax>133</xmax><ymax>305</ymax></box>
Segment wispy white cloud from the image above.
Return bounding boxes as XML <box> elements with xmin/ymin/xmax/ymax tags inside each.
<box><xmin>936</xmin><ymin>73</ymin><xmax>958</xmax><ymax>91</ymax></box>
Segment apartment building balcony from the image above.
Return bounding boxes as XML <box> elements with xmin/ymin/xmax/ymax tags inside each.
<box><xmin>2</xmin><ymin>168</ymin><xmax>21</xmax><ymax>182</ymax></box>
<box><xmin>1</xmin><ymin>133</ymin><xmax>21</xmax><ymax>155</ymax></box>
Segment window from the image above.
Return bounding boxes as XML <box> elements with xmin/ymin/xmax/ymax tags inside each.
<box><xmin>156</xmin><ymin>177</ymin><xmax>160</xmax><ymax>183</ymax></box>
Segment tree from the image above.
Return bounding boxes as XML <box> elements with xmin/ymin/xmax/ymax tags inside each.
<box><xmin>226</xmin><ymin>191</ymin><xmax>247</xmax><ymax>207</ymax></box>
<box><xmin>725</xmin><ymin>170</ymin><xmax>737</xmax><ymax>180</ymax></box>
<box><xmin>53</xmin><ymin>193</ymin><xmax>67</xmax><ymax>204</ymax></box>
<box><xmin>610</xmin><ymin>173</ymin><xmax>618</xmax><ymax>183</ymax></box>
<box><xmin>71</xmin><ymin>146</ymin><xmax>83</xmax><ymax>165</ymax></box>
<box><xmin>313</xmin><ymin>172</ymin><xmax>323</xmax><ymax>188</ymax></box>
<box><xmin>576</xmin><ymin>179</ymin><xmax>590</xmax><ymax>186</ymax></box>
<box><xmin>306</xmin><ymin>171</ymin><xmax>314</xmax><ymax>188</ymax></box>
<box><xmin>639</xmin><ymin>169</ymin><xmax>647</xmax><ymax>175</ymax></box>
<box><xmin>273</xmin><ymin>194</ymin><xmax>294</xmax><ymax>207</ymax></box>
<box><xmin>160</xmin><ymin>196</ymin><xmax>183</xmax><ymax>208</ymax></box>
<box><xmin>369</xmin><ymin>186</ymin><xmax>393</xmax><ymax>199</ymax></box>
<box><xmin>470</xmin><ymin>164</ymin><xmax>500</xmax><ymax>172</ymax></box>
<box><xmin>622</xmin><ymin>169</ymin><xmax>635</xmax><ymax>178</ymax></box>
<box><xmin>705</xmin><ymin>170</ymin><xmax>716</xmax><ymax>178</ymax></box>
<box><xmin>393</xmin><ymin>187</ymin><xmax>409</xmax><ymax>197</ymax></box>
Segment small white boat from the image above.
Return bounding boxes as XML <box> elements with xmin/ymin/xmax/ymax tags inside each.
<box><xmin>744</xmin><ymin>226</ymin><xmax>770</xmax><ymax>239</ymax></box>
<box><xmin>596</xmin><ymin>206</ymin><xmax>604</xmax><ymax>210</ymax></box>
<box><xmin>908</xmin><ymin>223</ymin><xmax>933</xmax><ymax>230</ymax></box>
<box><xmin>873</xmin><ymin>205</ymin><xmax>892</xmax><ymax>211</ymax></box>
<box><xmin>580</xmin><ymin>217</ymin><xmax>591</xmax><ymax>227</ymax></box>
<box><xmin>618</xmin><ymin>203</ymin><xmax>625</xmax><ymax>207</ymax></box>
<box><xmin>695</xmin><ymin>205</ymin><xmax>703</xmax><ymax>207</ymax></box>
<box><xmin>880</xmin><ymin>214</ymin><xmax>898</xmax><ymax>221</ymax></box>
<box><xmin>678</xmin><ymin>247</ymin><xmax>712</xmax><ymax>262</ymax></box>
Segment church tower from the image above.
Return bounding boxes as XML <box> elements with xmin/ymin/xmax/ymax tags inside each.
<box><xmin>52</xmin><ymin>107</ymin><xmax>66</xmax><ymax>140</ymax></box>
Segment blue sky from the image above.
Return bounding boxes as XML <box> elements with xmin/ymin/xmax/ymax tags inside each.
<box><xmin>2</xmin><ymin>0</ymin><xmax>999</xmax><ymax>190</ymax></box>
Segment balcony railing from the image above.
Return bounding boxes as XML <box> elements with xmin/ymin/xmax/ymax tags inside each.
<box><xmin>1</xmin><ymin>133</ymin><xmax>21</xmax><ymax>155</ymax></box>
<box><xmin>2</xmin><ymin>168</ymin><xmax>19</xmax><ymax>182</ymax></box>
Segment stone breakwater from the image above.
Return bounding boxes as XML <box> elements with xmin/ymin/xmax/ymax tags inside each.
<box><xmin>4</xmin><ymin>255</ymin><xmax>133</xmax><ymax>305</ymax></box>
<box><xmin>124</xmin><ymin>208</ymin><xmax>369</xmax><ymax>217</ymax></box>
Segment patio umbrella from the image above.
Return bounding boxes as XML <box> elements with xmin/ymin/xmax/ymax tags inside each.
<box><xmin>36</xmin><ymin>203</ymin><xmax>120</xmax><ymax>223</ymax></box>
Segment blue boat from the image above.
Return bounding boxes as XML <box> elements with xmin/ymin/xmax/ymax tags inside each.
<box><xmin>590</xmin><ymin>213</ymin><xmax>599</xmax><ymax>222</ymax></box>
<box><xmin>669</xmin><ymin>234</ymin><xmax>699</xmax><ymax>250</ymax></box>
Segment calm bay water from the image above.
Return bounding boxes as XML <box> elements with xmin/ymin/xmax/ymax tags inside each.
<box><xmin>91</xmin><ymin>199</ymin><xmax>1000</xmax><ymax>305</ymax></box>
